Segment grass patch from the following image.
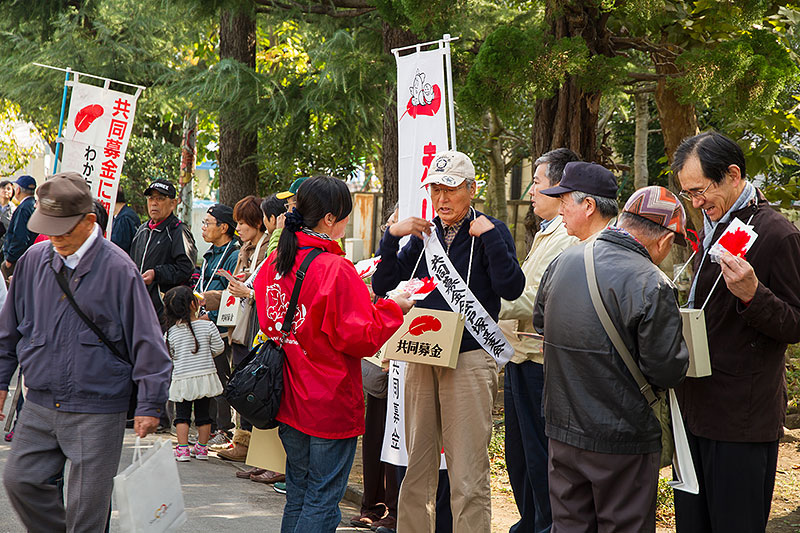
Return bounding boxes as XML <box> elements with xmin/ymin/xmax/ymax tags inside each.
<box><xmin>656</xmin><ymin>474</ymin><xmax>675</xmax><ymax>528</ymax></box>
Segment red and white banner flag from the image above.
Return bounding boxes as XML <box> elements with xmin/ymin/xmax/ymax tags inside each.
<box><xmin>396</xmin><ymin>42</ymin><xmax>454</xmax><ymax>222</ymax></box>
<box><xmin>382</xmin><ymin>36</ymin><xmax>455</xmax><ymax>468</ymax></box>
<box><xmin>60</xmin><ymin>78</ymin><xmax>141</xmax><ymax>236</ymax></box>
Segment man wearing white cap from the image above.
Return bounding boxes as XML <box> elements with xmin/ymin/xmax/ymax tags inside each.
<box><xmin>373</xmin><ymin>150</ymin><xmax>525</xmax><ymax>533</ymax></box>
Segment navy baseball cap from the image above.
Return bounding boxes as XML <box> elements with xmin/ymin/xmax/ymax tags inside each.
<box><xmin>14</xmin><ymin>175</ymin><xmax>36</xmax><ymax>192</ymax></box>
<box><xmin>143</xmin><ymin>178</ymin><xmax>176</xmax><ymax>198</ymax></box>
<box><xmin>540</xmin><ymin>162</ymin><xmax>618</xmax><ymax>199</ymax></box>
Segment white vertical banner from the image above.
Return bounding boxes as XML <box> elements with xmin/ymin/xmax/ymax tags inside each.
<box><xmin>381</xmin><ymin>360</ymin><xmax>409</xmax><ymax>465</ymax></box>
<box><xmin>60</xmin><ymin>76</ymin><xmax>141</xmax><ymax>237</ymax></box>
<box><xmin>382</xmin><ymin>36</ymin><xmax>455</xmax><ymax>468</ymax></box>
<box><xmin>395</xmin><ymin>44</ymin><xmax>452</xmax><ymax>222</ymax></box>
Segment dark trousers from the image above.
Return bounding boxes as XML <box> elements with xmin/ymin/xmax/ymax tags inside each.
<box><xmin>674</xmin><ymin>428</ymin><xmax>778</xmax><ymax>533</ymax></box>
<box><xmin>361</xmin><ymin>394</ymin><xmax>398</xmax><ymax>518</ymax></box>
<box><xmin>396</xmin><ymin>466</ymin><xmax>452</xmax><ymax>533</ymax></box>
<box><xmin>505</xmin><ymin>361</ymin><xmax>551</xmax><ymax>533</ymax></box>
<box><xmin>209</xmin><ymin>339</ymin><xmax>234</xmax><ymax>433</ymax></box>
<box><xmin>548</xmin><ymin>438</ymin><xmax>659</xmax><ymax>533</ymax></box>
<box><xmin>174</xmin><ymin>396</ymin><xmax>213</xmax><ymax>427</ymax></box>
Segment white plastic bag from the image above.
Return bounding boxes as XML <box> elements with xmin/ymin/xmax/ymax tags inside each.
<box><xmin>668</xmin><ymin>389</ymin><xmax>700</xmax><ymax>494</ymax></box>
<box><xmin>113</xmin><ymin>437</ymin><xmax>188</xmax><ymax>532</ymax></box>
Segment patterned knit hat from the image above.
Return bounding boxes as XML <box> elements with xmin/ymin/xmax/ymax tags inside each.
<box><xmin>623</xmin><ymin>186</ymin><xmax>687</xmax><ymax>246</ymax></box>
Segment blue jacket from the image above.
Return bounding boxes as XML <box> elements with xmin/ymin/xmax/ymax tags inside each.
<box><xmin>3</xmin><ymin>196</ymin><xmax>37</xmax><ymax>263</ymax></box>
<box><xmin>0</xmin><ymin>230</ymin><xmax>172</xmax><ymax>416</ymax></box>
<box><xmin>197</xmin><ymin>240</ymin><xmax>239</xmax><ymax>330</ymax></box>
<box><xmin>111</xmin><ymin>204</ymin><xmax>141</xmax><ymax>255</ymax></box>
<box><xmin>372</xmin><ymin>210</ymin><xmax>525</xmax><ymax>353</ymax></box>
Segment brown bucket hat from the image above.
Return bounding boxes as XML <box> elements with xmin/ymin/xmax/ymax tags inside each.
<box><xmin>28</xmin><ymin>172</ymin><xmax>94</xmax><ymax>236</ymax></box>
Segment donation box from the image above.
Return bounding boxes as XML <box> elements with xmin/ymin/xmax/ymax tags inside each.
<box><xmin>382</xmin><ymin>307</ymin><xmax>465</xmax><ymax>369</ymax></box>
<box><xmin>680</xmin><ymin>308</ymin><xmax>711</xmax><ymax>378</ymax></box>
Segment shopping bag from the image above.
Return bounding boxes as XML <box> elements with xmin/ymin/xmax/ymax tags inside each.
<box><xmin>668</xmin><ymin>389</ymin><xmax>700</xmax><ymax>494</ymax></box>
<box><xmin>680</xmin><ymin>308</ymin><xmax>711</xmax><ymax>377</ymax></box>
<box><xmin>246</xmin><ymin>427</ymin><xmax>286</xmax><ymax>474</ymax></box>
<box><xmin>216</xmin><ymin>289</ymin><xmax>242</xmax><ymax>327</ymax></box>
<box><xmin>113</xmin><ymin>437</ymin><xmax>188</xmax><ymax>532</ymax></box>
<box><xmin>381</xmin><ymin>307</ymin><xmax>465</xmax><ymax>369</ymax></box>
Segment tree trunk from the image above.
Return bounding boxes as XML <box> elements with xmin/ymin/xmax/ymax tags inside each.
<box><xmin>178</xmin><ymin>110</ymin><xmax>197</xmax><ymax>227</ymax></box>
<box><xmin>651</xmin><ymin>47</ymin><xmax>701</xmax><ymax>231</ymax></box>
<box><xmin>219</xmin><ymin>7</ymin><xmax>258</xmax><ymax>207</ymax></box>
<box><xmin>380</xmin><ymin>23</ymin><xmax>418</xmax><ymax>222</ymax></box>
<box><xmin>526</xmin><ymin>1</ymin><xmax>612</xmax><ymax>245</ymax></box>
<box><xmin>485</xmin><ymin>110</ymin><xmax>507</xmax><ymax>223</ymax></box>
<box><xmin>633</xmin><ymin>91</ymin><xmax>649</xmax><ymax>190</ymax></box>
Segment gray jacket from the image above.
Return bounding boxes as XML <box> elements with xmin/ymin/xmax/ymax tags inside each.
<box><xmin>533</xmin><ymin>228</ymin><xmax>689</xmax><ymax>455</ymax></box>
<box><xmin>0</xmin><ymin>234</ymin><xmax>171</xmax><ymax>417</ymax></box>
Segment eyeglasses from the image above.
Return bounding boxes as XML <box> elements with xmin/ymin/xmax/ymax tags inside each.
<box><xmin>678</xmin><ymin>182</ymin><xmax>714</xmax><ymax>201</ymax></box>
<box><xmin>201</xmin><ymin>219</ymin><xmax>219</xmax><ymax>227</ymax></box>
<box><xmin>429</xmin><ymin>183</ymin><xmax>467</xmax><ymax>197</ymax></box>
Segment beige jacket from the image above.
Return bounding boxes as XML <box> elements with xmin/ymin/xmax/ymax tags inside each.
<box><xmin>499</xmin><ymin>216</ymin><xmax>578</xmax><ymax>364</ymax></box>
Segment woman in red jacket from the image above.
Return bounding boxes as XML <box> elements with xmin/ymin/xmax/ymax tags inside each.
<box><xmin>253</xmin><ymin>176</ymin><xmax>413</xmax><ymax>533</ymax></box>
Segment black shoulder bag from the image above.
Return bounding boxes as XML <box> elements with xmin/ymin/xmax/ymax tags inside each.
<box><xmin>224</xmin><ymin>248</ymin><xmax>323</xmax><ymax>430</ymax></box>
<box><xmin>53</xmin><ymin>252</ymin><xmax>138</xmax><ymax>419</ymax></box>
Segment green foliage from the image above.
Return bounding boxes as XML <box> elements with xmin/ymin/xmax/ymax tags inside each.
<box><xmin>458</xmin><ymin>24</ymin><xmax>589</xmax><ymax>120</ymax></box>
<box><xmin>674</xmin><ymin>29</ymin><xmax>798</xmax><ymax>120</ymax></box>
<box><xmin>0</xmin><ymin>100</ymin><xmax>36</xmax><ymax>176</ymax></box>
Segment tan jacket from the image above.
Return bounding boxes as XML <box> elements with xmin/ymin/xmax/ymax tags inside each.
<box><xmin>499</xmin><ymin>216</ymin><xmax>578</xmax><ymax>364</ymax></box>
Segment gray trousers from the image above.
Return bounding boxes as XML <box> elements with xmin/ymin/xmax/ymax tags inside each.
<box><xmin>548</xmin><ymin>438</ymin><xmax>660</xmax><ymax>533</ymax></box>
<box><xmin>3</xmin><ymin>401</ymin><xmax>126</xmax><ymax>532</ymax></box>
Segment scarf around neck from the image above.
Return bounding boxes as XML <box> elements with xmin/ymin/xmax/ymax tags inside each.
<box><xmin>688</xmin><ymin>181</ymin><xmax>756</xmax><ymax>307</ymax></box>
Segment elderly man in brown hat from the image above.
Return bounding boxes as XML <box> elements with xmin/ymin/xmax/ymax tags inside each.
<box><xmin>0</xmin><ymin>172</ymin><xmax>171</xmax><ymax>531</ymax></box>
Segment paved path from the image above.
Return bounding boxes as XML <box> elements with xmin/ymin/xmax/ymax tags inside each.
<box><xmin>0</xmin><ymin>428</ymin><xmax>363</xmax><ymax>532</ymax></box>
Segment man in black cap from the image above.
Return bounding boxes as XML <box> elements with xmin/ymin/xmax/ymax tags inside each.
<box><xmin>1</xmin><ymin>175</ymin><xmax>38</xmax><ymax>281</ymax></box>
<box><xmin>129</xmin><ymin>178</ymin><xmax>197</xmax><ymax>317</ymax></box>
<box><xmin>540</xmin><ymin>161</ymin><xmax>619</xmax><ymax>242</ymax></box>
<box><xmin>0</xmin><ymin>172</ymin><xmax>171</xmax><ymax>531</ymax></box>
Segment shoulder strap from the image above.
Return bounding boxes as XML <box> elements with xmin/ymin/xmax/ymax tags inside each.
<box><xmin>51</xmin><ymin>247</ymin><xmax>128</xmax><ymax>364</ymax></box>
<box><xmin>280</xmin><ymin>248</ymin><xmax>324</xmax><ymax>340</ymax></box>
<box><xmin>583</xmin><ymin>241</ymin><xmax>658</xmax><ymax>406</ymax></box>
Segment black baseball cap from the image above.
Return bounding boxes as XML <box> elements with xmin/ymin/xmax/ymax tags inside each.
<box><xmin>143</xmin><ymin>178</ymin><xmax>176</xmax><ymax>198</ymax></box>
<box><xmin>207</xmin><ymin>204</ymin><xmax>236</xmax><ymax>235</ymax></box>
<box><xmin>540</xmin><ymin>161</ymin><xmax>618</xmax><ymax>199</ymax></box>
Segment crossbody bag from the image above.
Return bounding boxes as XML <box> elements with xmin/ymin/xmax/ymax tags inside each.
<box><xmin>52</xmin><ymin>247</ymin><xmax>137</xmax><ymax>419</ymax></box>
<box><xmin>583</xmin><ymin>241</ymin><xmax>673</xmax><ymax>468</ymax></box>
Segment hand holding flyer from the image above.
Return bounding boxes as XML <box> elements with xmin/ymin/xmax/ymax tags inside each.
<box><xmin>354</xmin><ymin>256</ymin><xmax>382</xmax><ymax>279</ymax></box>
<box><xmin>709</xmin><ymin>218</ymin><xmax>758</xmax><ymax>263</ymax></box>
<box><xmin>387</xmin><ymin>277</ymin><xmax>438</xmax><ymax>301</ymax></box>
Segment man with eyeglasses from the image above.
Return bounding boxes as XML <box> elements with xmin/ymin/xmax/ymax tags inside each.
<box><xmin>0</xmin><ymin>173</ymin><xmax>171</xmax><ymax>531</ymax></box>
<box><xmin>373</xmin><ymin>150</ymin><xmax>525</xmax><ymax>533</ymax></box>
<box><xmin>671</xmin><ymin>131</ymin><xmax>800</xmax><ymax>532</ymax></box>
<box><xmin>129</xmin><ymin>178</ymin><xmax>197</xmax><ymax>318</ymax></box>
<box><xmin>196</xmin><ymin>204</ymin><xmax>239</xmax><ymax>446</ymax></box>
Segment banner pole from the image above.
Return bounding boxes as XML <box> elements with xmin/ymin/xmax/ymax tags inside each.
<box><xmin>443</xmin><ymin>34</ymin><xmax>457</xmax><ymax>151</ymax></box>
<box><xmin>52</xmin><ymin>68</ymin><xmax>71</xmax><ymax>175</ymax></box>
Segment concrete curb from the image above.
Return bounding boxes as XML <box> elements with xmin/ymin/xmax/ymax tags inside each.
<box><xmin>345</xmin><ymin>482</ymin><xmax>364</xmax><ymax>506</ymax></box>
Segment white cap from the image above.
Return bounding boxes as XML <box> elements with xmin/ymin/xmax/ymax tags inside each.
<box><xmin>420</xmin><ymin>150</ymin><xmax>475</xmax><ymax>188</ymax></box>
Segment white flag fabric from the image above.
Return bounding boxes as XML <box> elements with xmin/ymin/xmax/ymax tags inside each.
<box><xmin>382</xmin><ymin>41</ymin><xmax>454</xmax><ymax>468</ymax></box>
<box><xmin>60</xmin><ymin>78</ymin><xmax>140</xmax><ymax>236</ymax></box>
<box><xmin>396</xmin><ymin>46</ymin><xmax>450</xmax><ymax>222</ymax></box>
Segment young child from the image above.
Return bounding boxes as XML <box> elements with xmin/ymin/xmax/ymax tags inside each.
<box><xmin>163</xmin><ymin>286</ymin><xmax>225</xmax><ymax>461</ymax></box>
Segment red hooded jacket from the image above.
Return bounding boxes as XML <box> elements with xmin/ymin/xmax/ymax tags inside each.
<box><xmin>253</xmin><ymin>231</ymin><xmax>403</xmax><ymax>439</ymax></box>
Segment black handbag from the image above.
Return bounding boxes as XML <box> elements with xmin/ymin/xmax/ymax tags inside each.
<box><xmin>224</xmin><ymin>248</ymin><xmax>322</xmax><ymax>430</ymax></box>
